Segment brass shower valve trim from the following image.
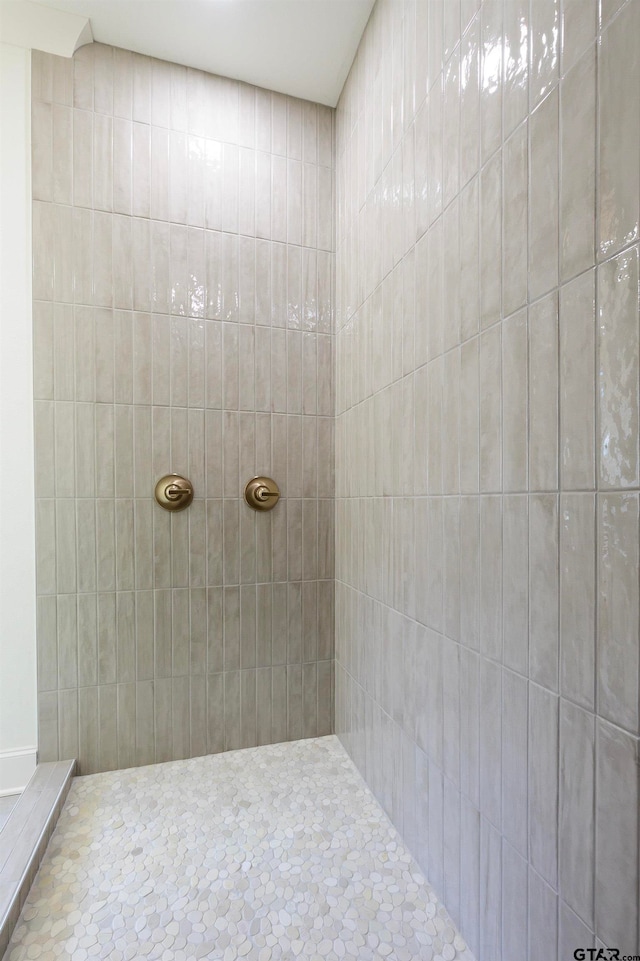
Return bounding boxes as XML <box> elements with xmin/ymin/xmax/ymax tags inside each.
<box><xmin>244</xmin><ymin>476</ymin><xmax>280</xmax><ymax>511</ymax></box>
<box><xmin>154</xmin><ymin>474</ymin><xmax>194</xmax><ymax>511</ymax></box>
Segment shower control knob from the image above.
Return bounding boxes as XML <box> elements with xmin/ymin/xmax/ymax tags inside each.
<box><xmin>244</xmin><ymin>476</ymin><xmax>280</xmax><ymax>511</ymax></box>
<box><xmin>155</xmin><ymin>474</ymin><xmax>194</xmax><ymax>511</ymax></box>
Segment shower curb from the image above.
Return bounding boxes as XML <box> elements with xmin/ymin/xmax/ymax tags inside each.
<box><xmin>0</xmin><ymin>759</ymin><xmax>76</xmax><ymax>959</ymax></box>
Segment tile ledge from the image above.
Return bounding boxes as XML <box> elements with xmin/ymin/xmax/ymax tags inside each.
<box><xmin>0</xmin><ymin>759</ymin><xmax>76</xmax><ymax>960</ymax></box>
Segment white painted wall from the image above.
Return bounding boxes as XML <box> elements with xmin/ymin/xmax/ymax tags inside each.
<box><xmin>0</xmin><ymin>7</ymin><xmax>91</xmax><ymax>795</ymax></box>
<box><xmin>0</xmin><ymin>40</ymin><xmax>37</xmax><ymax>795</ymax></box>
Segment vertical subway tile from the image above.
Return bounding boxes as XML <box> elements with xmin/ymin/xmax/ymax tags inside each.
<box><xmin>38</xmin><ymin>691</ymin><xmax>59</xmax><ymax>763</ymax></box>
<box><xmin>503</xmin><ymin>0</ymin><xmax>529</xmax><ymax>137</ymax></box>
<box><xmin>502</xmin><ymin>494</ymin><xmax>529</xmax><ymax>675</ymax></box>
<box><xmin>32</xmin><ymin>101</ymin><xmax>53</xmax><ymax>202</ymax></box>
<box><xmin>597</xmin><ymin>492</ymin><xmax>640</xmax><ymax>733</ymax></box>
<box><xmin>117</xmin><ymin>682</ymin><xmax>136</xmax><ymax>771</ymax></box>
<box><xmin>528</xmin><ymin>683</ymin><xmax>559</xmax><ymax>888</ymax></box>
<box><xmin>559</xmin><ymin>700</ymin><xmax>595</xmax><ymax>927</ymax></box>
<box><xmin>113</xmin><ymin>119</ymin><xmax>132</xmax><ymax>216</ymax></box>
<box><xmin>502</xmin><ymin>309</ymin><xmax>528</xmax><ymax>492</ymax></box>
<box><xmin>52</xmin><ymin>104</ymin><xmax>73</xmax><ymax>205</ymax></box>
<box><xmin>460</xmin><ymin>794</ymin><xmax>481</xmax><ymax>955</ymax></box>
<box><xmin>529</xmin><ymin>291</ymin><xmax>559</xmax><ymax>491</ymax></box>
<box><xmin>597</xmin><ymin>0</ymin><xmax>640</xmax><ymax>259</ymax></box>
<box><xmin>502</xmin><ymin>669</ymin><xmax>528</xmax><ymax>857</ymax></box>
<box><xmin>459</xmin><ymin>496</ymin><xmax>480</xmax><ymax>652</ymax></box>
<box><xmin>113</xmin><ymin>47</ymin><xmax>133</xmax><ymax>120</ymax></box>
<box><xmin>56</xmin><ymin>593</ymin><xmax>77</xmax><ymax>689</ymax></box>
<box><xmin>529</xmin><ymin>87</ymin><xmax>559</xmax><ymax>300</ymax></box>
<box><xmin>206</xmin><ymin>673</ymin><xmax>224</xmax><ymax>755</ymax></box>
<box><xmin>529</xmin><ymin>494</ymin><xmax>559</xmax><ymax>692</ymax></box>
<box><xmin>78</xmin><ymin>594</ymin><xmax>98</xmax><ymax>688</ymax></box>
<box><xmin>528</xmin><ymin>869</ymin><xmax>558</xmax><ymax>961</ymax></box>
<box><xmin>479</xmin><ymin>326</ymin><xmax>502</xmax><ymax>492</ymax></box>
<box><xmin>480</xmin><ymin>1</ymin><xmax>503</xmax><ymax>163</ymax></box>
<box><xmin>154</xmin><ymin>677</ymin><xmax>173</xmax><ymax>762</ymax></box>
<box><xmin>502</xmin><ymin>841</ymin><xmax>528</xmax><ymax>961</ymax></box>
<box><xmin>96</xmin><ymin>592</ymin><xmax>116</xmax><ymax>688</ymax></box>
<box><xmin>460</xmin><ymin>648</ymin><xmax>480</xmax><ymax>807</ymax></box>
<box><xmin>529</xmin><ymin>0</ymin><xmax>560</xmax><ymax>108</ymax></box>
<box><xmin>559</xmin><ymin>269</ymin><xmax>595</xmax><ymax>489</ymax></box>
<box><xmin>560</xmin><ymin>46</ymin><xmax>596</xmax><ymax>281</ymax></box>
<box><xmin>597</xmin><ymin>247</ymin><xmax>639</xmax><ymax>490</ymax></box>
<box><xmin>480</xmin><ymin>496</ymin><xmax>502</xmax><ymax>661</ymax></box>
<box><xmin>78</xmin><ymin>686</ymin><xmax>99</xmax><ymax>774</ymax></box>
<box><xmin>73</xmin><ymin>109</ymin><xmax>93</xmax><ymax>209</ymax></box>
<box><xmin>93</xmin><ymin>114</ymin><xmax>113</xmax><ymax>212</ymax></box>
<box><xmin>559</xmin><ymin>903</ymin><xmax>595</xmax><ymax>961</ymax></box>
<box><xmin>502</xmin><ymin>123</ymin><xmax>528</xmax><ymax>317</ymax></box>
<box><xmin>36</xmin><ymin>499</ymin><xmax>57</xmax><ymax>595</ymax></box>
<box><xmin>560</xmin><ymin>494</ymin><xmax>596</xmax><ymax>710</ymax></box>
<box><xmin>595</xmin><ymin>718</ymin><xmax>639</xmax><ymax>952</ymax></box>
<box><xmin>479</xmin><ymin>658</ymin><xmax>502</xmax><ymax>828</ymax></box>
<box><xmin>480</xmin><ymin>818</ymin><xmax>503</xmax><ymax>961</ymax></box>
<box><xmin>37</xmin><ymin>594</ymin><xmax>58</xmax><ymax>693</ymax></box>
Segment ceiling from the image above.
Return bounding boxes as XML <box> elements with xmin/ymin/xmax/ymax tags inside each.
<box><xmin>29</xmin><ymin>0</ymin><xmax>374</xmax><ymax>106</ymax></box>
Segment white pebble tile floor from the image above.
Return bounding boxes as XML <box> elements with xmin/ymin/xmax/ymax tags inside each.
<box><xmin>6</xmin><ymin>736</ymin><xmax>475</xmax><ymax>961</ymax></box>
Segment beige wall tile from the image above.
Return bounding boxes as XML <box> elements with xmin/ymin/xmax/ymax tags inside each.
<box><xmin>560</xmin><ymin>494</ymin><xmax>596</xmax><ymax>710</ymax></box>
<box><xmin>560</xmin><ymin>46</ymin><xmax>596</xmax><ymax>282</ymax></box>
<box><xmin>597</xmin><ymin>493</ymin><xmax>639</xmax><ymax>734</ymax></box>
<box><xmin>480</xmin><ymin>1</ymin><xmax>503</xmax><ymax>162</ymax></box>
<box><xmin>528</xmin><ymin>683</ymin><xmax>558</xmax><ymax>888</ymax></box>
<box><xmin>559</xmin><ymin>903</ymin><xmax>595</xmax><ymax>959</ymax></box>
<box><xmin>561</xmin><ymin>0</ymin><xmax>596</xmax><ymax>75</ymax></box>
<box><xmin>502</xmin><ymin>124</ymin><xmax>528</xmax><ymax>317</ymax></box>
<box><xmin>479</xmin><ymin>326</ymin><xmax>501</xmax><ymax>492</ymax></box>
<box><xmin>529</xmin><ymin>292</ymin><xmax>559</xmax><ymax>491</ymax></box>
<box><xmin>334</xmin><ymin>1</ymin><xmax>625</xmax><ymax>956</ymax></box>
<box><xmin>598</xmin><ymin>0</ymin><xmax>640</xmax><ymax>259</ymax></box>
<box><xmin>502</xmin><ymin>841</ymin><xmax>527</xmax><ymax>961</ymax></box>
<box><xmin>528</xmin><ymin>868</ymin><xmax>558</xmax><ymax>961</ymax></box>
<box><xmin>559</xmin><ymin>700</ymin><xmax>595</xmax><ymax>927</ymax></box>
<box><xmin>559</xmin><ymin>270</ymin><xmax>595</xmax><ymax>489</ymax></box>
<box><xmin>503</xmin><ymin>0</ymin><xmax>529</xmax><ymax>137</ymax></box>
<box><xmin>502</xmin><ymin>309</ymin><xmax>527</xmax><ymax>491</ymax></box>
<box><xmin>529</xmin><ymin>88</ymin><xmax>559</xmax><ymax>300</ymax></box>
<box><xmin>502</xmin><ymin>494</ymin><xmax>528</xmax><ymax>675</ymax></box>
<box><xmin>529</xmin><ymin>494</ymin><xmax>559</xmax><ymax>692</ymax></box>
<box><xmin>480</xmin><ymin>151</ymin><xmax>502</xmax><ymax>328</ymax></box>
<box><xmin>597</xmin><ymin>247</ymin><xmax>639</xmax><ymax>489</ymax></box>
<box><xmin>595</xmin><ymin>719</ymin><xmax>639</xmax><ymax>952</ymax></box>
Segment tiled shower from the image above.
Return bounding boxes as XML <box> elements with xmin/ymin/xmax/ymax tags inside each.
<box><xmin>27</xmin><ymin>0</ymin><xmax>640</xmax><ymax>959</ymax></box>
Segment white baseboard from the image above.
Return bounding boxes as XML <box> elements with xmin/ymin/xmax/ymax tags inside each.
<box><xmin>0</xmin><ymin>747</ymin><xmax>37</xmax><ymax>795</ymax></box>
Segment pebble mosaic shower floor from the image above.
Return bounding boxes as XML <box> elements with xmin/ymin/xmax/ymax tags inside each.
<box><xmin>5</xmin><ymin>736</ymin><xmax>474</xmax><ymax>961</ymax></box>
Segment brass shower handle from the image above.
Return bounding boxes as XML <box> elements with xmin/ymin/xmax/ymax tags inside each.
<box><xmin>155</xmin><ymin>474</ymin><xmax>194</xmax><ymax>511</ymax></box>
<box><xmin>254</xmin><ymin>486</ymin><xmax>278</xmax><ymax>500</ymax></box>
<box><xmin>165</xmin><ymin>483</ymin><xmax>190</xmax><ymax>500</ymax></box>
<box><xmin>244</xmin><ymin>476</ymin><xmax>280</xmax><ymax>511</ymax></box>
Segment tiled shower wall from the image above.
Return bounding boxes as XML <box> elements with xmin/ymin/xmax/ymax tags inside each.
<box><xmin>31</xmin><ymin>43</ymin><xmax>334</xmax><ymax>774</ymax></box>
<box><xmin>335</xmin><ymin>1</ymin><xmax>639</xmax><ymax>958</ymax></box>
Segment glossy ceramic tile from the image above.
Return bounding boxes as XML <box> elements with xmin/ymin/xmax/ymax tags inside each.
<box><xmin>597</xmin><ymin>247</ymin><xmax>639</xmax><ymax>490</ymax></box>
<box><xmin>335</xmin><ymin>0</ymin><xmax>638</xmax><ymax>957</ymax></box>
<box><xmin>597</xmin><ymin>0</ymin><xmax>640</xmax><ymax>259</ymax></box>
<box><xmin>32</xmin><ymin>43</ymin><xmax>335</xmax><ymax>777</ymax></box>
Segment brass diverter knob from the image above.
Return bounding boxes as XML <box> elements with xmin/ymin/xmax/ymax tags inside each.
<box><xmin>155</xmin><ymin>474</ymin><xmax>194</xmax><ymax>512</ymax></box>
<box><xmin>244</xmin><ymin>476</ymin><xmax>280</xmax><ymax>512</ymax></box>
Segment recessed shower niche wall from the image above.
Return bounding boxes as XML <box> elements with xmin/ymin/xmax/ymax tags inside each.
<box><xmin>31</xmin><ymin>43</ymin><xmax>335</xmax><ymax>772</ymax></box>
